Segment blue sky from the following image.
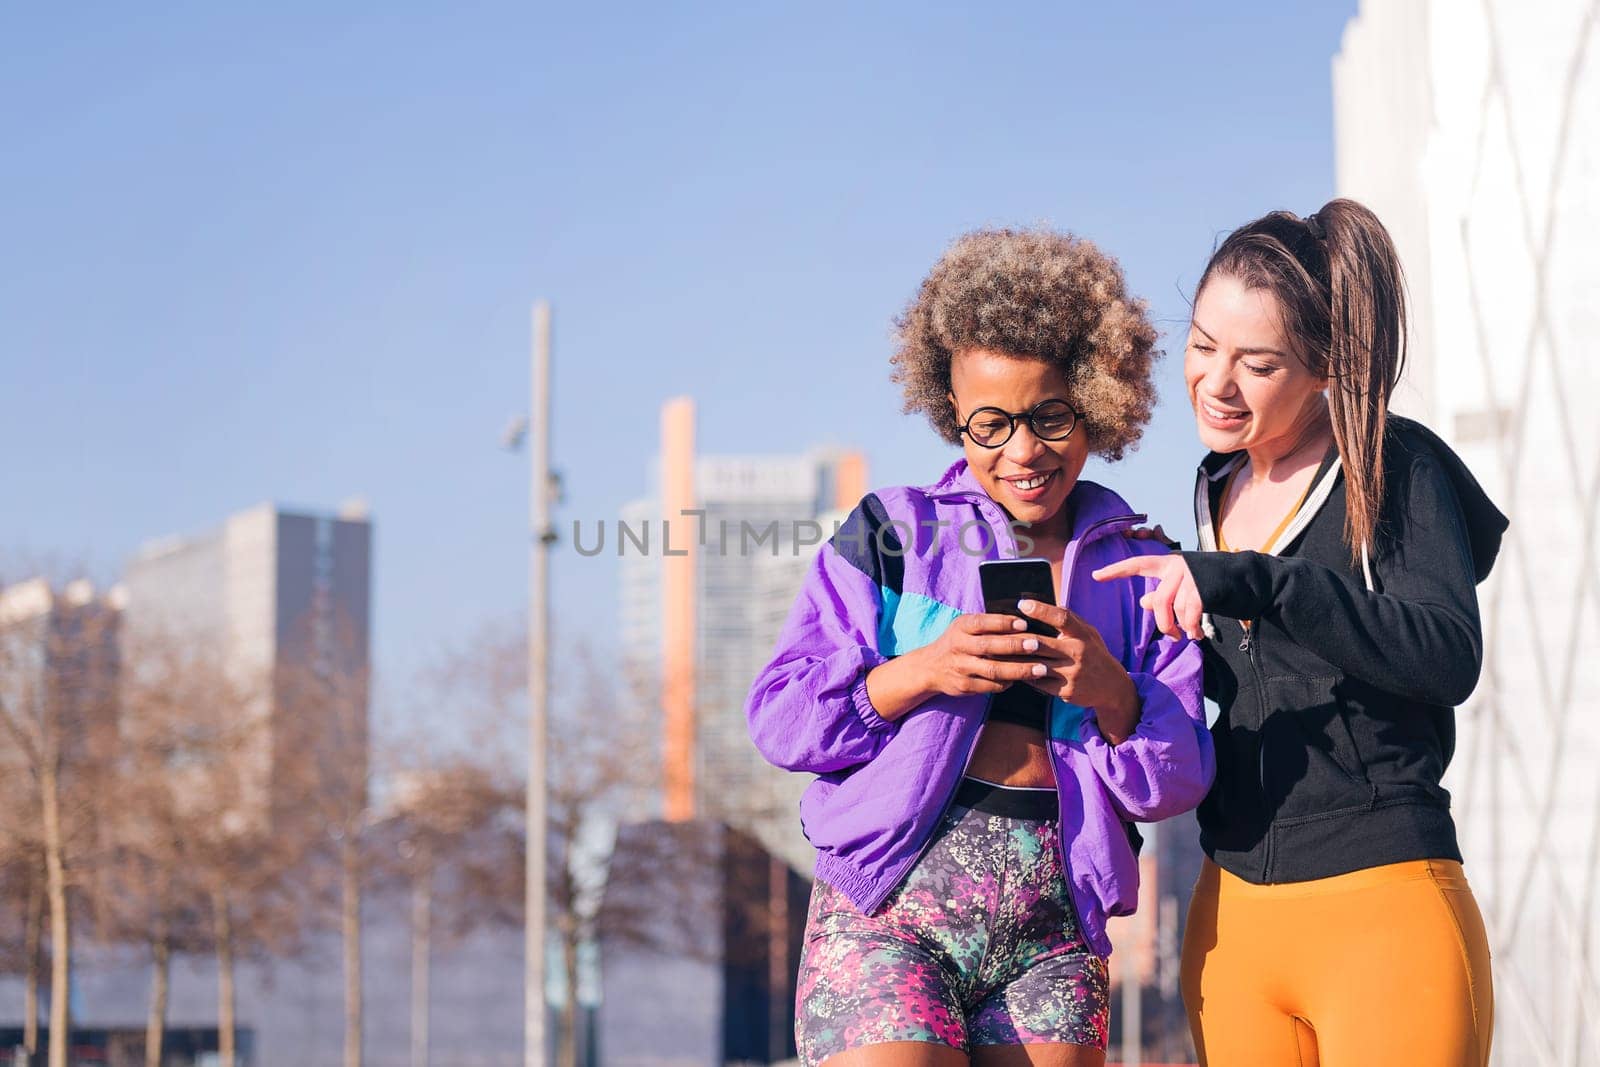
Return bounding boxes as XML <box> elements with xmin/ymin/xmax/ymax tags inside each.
<box><xmin>1</xmin><ymin>2</ymin><xmax>1358</xmax><ymax>710</ymax></box>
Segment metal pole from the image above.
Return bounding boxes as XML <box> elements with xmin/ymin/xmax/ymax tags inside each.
<box><xmin>527</xmin><ymin>300</ymin><xmax>552</xmax><ymax>1067</ymax></box>
<box><xmin>411</xmin><ymin>862</ymin><xmax>430</xmax><ymax>1067</ymax></box>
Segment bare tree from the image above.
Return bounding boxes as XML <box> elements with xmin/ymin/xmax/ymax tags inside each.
<box><xmin>110</xmin><ymin>631</ymin><xmax>247</xmax><ymax>1067</ymax></box>
<box><xmin>189</xmin><ymin>768</ymin><xmax>306</xmax><ymax>1067</ymax></box>
<box><xmin>276</xmin><ymin>659</ymin><xmax>372</xmax><ymax>1067</ymax></box>
<box><xmin>109</xmin><ymin>593</ymin><xmax>366</xmax><ymax>1067</ymax></box>
<box><xmin>0</xmin><ymin>577</ymin><xmax>119</xmax><ymax>1067</ymax></box>
<box><xmin>0</xmin><ymin>845</ymin><xmax>46</xmax><ymax>1059</ymax></box>
<box><xmin>118</xmin><ymin>624</ymin><xmax>303</xmax><ymax>1067</ymax></box>
<box><xmin>275</xmin><ymin>615</ymin><xmax>371</xmax><ymax>1067</ymax></box>
<box><xmin>95</xmin><ymin>831</ymin><xmax>208</xmax><ymax>1067</ymax></box>
<box><xmin>418</xmin><ymin>621</ymin><xmax>725</xmax><ymax>1067</ymax></box>
<box><xmin>368</xmin><ymin>752</ymin><xmax>519</xmax><ymax>1067</ymax></box>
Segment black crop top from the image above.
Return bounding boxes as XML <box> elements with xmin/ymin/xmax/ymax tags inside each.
<box><xmin>987</xmin><ymin>682</ymin><xmax>1050</xmax><ymax>732</ymax></box>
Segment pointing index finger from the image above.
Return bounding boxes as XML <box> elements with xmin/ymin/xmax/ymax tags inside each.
<box><xmin>1092</xmin><ymin>555</ymin><xmax>1165</xmax><ymax>583</ymax></box>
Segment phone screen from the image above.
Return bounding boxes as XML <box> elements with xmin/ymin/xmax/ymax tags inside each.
<box><xmin>979</xmin><ymin>558</ymin><xmax>1059</xmax><ymax>637</ymax></box>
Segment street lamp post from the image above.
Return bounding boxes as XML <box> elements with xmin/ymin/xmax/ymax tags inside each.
<box><xmin>526</xmin><ymin>301</ymin><xmax>553</xmax><ymax>1067</ymax></box>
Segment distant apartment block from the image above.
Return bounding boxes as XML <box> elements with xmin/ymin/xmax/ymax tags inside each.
<box><xmin>0</xmin><ymin>577</ymin><xmax>122</xmax><ymax>800</ymax></box>
<box><xmin>118</xmin><ymin>501</ymin><xmax>373</xmax><ymax>822</ymax></box>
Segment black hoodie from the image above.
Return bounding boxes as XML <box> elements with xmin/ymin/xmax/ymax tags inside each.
<box><xmin>1181</xmin><ymin>415</ymin><xmax>1508</xmax><ymax>884</ymax></box>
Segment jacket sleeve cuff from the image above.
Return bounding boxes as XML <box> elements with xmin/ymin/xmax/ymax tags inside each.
<box><xmin>1079</xmin><ymin>673</ymin><xmax>1213</xmax><ymax>822</ymax></box>
<box><xmin>849</xmin><ymin>647</ymin><xmax>896</xmax><ymax>734</ymax></box>
<box><xmin>1183</xmin><ymin>549</ymin><xmax>1273</xmax><ymax>620</ymax></box>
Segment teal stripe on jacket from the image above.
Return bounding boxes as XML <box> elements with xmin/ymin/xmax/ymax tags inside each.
<box><xmin>877</xmin><ymin>588</ymin><xmax>963</xmax><ymax>656</ymax></box>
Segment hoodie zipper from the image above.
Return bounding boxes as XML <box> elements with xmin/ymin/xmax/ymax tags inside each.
<box><xmin>1242</xmin><ymin>617</ymin><xmax>1271</xmax><ymax>881</ymax></box>
<box><xmin>1196</xmin><ymin>454</ymin><xmax>1335</xmax><ymax>885</ymax></box>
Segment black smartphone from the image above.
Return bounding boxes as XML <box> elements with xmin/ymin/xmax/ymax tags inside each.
<box><xmin>978</xmin><ymin>558</ymin><xmax>1059</xmax><ymax>637</ymax></box>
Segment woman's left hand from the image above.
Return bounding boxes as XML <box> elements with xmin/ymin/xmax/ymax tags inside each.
<box><xmin>1092</xmin><ymin>554</ymin><xmax>1205</xmax><ymax>641</ymax></box>
<box><xmin>1125</xmin><ymin>523</ymin><xmax>1182</xmax><ymax>550</ymax></box>
<box><xmin>1015</xmin><ymin>599</ymin><xmax>1141</xmax><ymax>745</ymax></box>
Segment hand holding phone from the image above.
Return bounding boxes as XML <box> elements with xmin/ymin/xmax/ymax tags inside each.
<box><xmin>979</xmin><ymin>558</ymin><xmax>1059</xmax><ymax>637</ymax></box>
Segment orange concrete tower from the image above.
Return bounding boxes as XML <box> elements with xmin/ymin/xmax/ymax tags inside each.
<box><xmin>660</xmin><ymin>397</ymin><xmax>697</xmax><ymax>821</ymax></box>
<box><xmin>833</xmin><ymin>450</ymin><xmax>868</xmax><ymax>512</ymax></box>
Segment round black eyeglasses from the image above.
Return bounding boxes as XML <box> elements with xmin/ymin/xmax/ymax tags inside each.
<box><xmin>957</xmin><ymin>399</ymin><xmax>1080</xmax><ymax>449</ymax></box>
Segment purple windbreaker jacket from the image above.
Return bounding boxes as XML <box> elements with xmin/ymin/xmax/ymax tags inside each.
<box><xmin>745</xmin><ymin>458</ymin><xmax>1214</xmax><ymax>957</ymax></box>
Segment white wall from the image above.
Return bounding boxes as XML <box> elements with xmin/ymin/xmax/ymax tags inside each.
<box><xmin>1336</xmin><ymin>2</ymin><xmax>1600</xmax><ymax>1063</ymax></box>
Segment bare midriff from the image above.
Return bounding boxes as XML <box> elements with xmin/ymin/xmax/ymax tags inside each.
<box><xmin>967</xmin><ymin>722</ymin><xmax>1055</xmax><ymax>786</ymax></box>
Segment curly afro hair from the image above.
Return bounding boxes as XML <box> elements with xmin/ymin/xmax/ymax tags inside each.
<box><xmin>891</xmin><ymin>227</ymin><xmax>1160</xmax><ymax>461</ymax></box>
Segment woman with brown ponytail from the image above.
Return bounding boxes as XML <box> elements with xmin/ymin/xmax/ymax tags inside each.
<box><xmin>1094</xmin><ymin>199</ymin><xmax>1507</xmax><ymax>1065</ymax></box>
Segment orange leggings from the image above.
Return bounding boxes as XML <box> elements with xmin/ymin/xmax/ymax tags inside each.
<box><xmin>1181</xmin><ymin>857</ymin><xmax>1493</xmax><ymax>1066</ymax></box>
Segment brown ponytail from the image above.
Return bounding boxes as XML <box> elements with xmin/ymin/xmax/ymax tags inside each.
<box><xmin>1196</xmin><ymin>197</ymin><xmax>1408</xmax><ymax>563</ymax></box>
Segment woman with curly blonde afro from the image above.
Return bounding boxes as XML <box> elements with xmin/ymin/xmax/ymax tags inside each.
<box><xmin>748</xmin><ymin>227</ymin><xmax>1214</xmax><ymax>1066</ymax></box>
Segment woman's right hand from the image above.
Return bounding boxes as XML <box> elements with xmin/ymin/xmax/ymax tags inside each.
<box><xmin>866</xmin><ymin>613</ymin><xmax>1045</xmax><ymax>722</ymax></box>
<box><xmin>1093</xmin><ymin>553</ymin><xmax>1205</xmax><ymax>641</ymax></box>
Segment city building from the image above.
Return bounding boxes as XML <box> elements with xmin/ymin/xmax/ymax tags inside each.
<box><xmin>0</xmin><ymin>577</ymin><xmax>122</xmax><ymax>775</ymax></box>
<box><xmin>0</xmin><ymin>889</ymin><xmax>526</xmax><ymax>1067</ymax></box>
<box><xmin>0</xmin><ymin>505</ymin><xmax>535</xmax><ymax>1066</ymax></box>
<box><xmin>1335</xmin><ymin>1</ymin><xmax>1600</xmax><ymax>1061</ymax></box>
<box><xmin>118</xmin><ymin>501</ymin><xmax>374</xmax><ymax>822</ymax></box>
<box><xmin>619</xmin><ymin>397</ymin><xmax>868</xmax><ymax>872</ymax></box>
<box><xmin>0</xmin><ymin>576</ymin><xmax>123</xmax><ymax>1067</ymax></box>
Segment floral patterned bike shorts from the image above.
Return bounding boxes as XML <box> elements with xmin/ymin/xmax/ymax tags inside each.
<box><xmin>795</xmin><ymin>777</ymin><xmax>1111</xmax><ymax>1065</ymax></box>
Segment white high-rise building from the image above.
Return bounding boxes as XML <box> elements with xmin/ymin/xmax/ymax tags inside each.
<box><xmin>120</xmin><ymin>501</ymin><xmax>374</xmax><ymax>822</ymax></box>
<box><xmin>1336</xmin><ymin>2</ymin><xmax>1600</xmax><ymax>1061</ymax></box>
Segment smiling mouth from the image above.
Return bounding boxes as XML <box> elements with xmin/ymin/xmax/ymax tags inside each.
<box><xmin>1002</xmin><ymin>470</ymin><xmax>1057</xmax><ymax>491</ymax></box>
<box><xmin>1200</xmin><ymin>400</ymin><xmax>1248</xmax><ymax>422</ymax></box>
